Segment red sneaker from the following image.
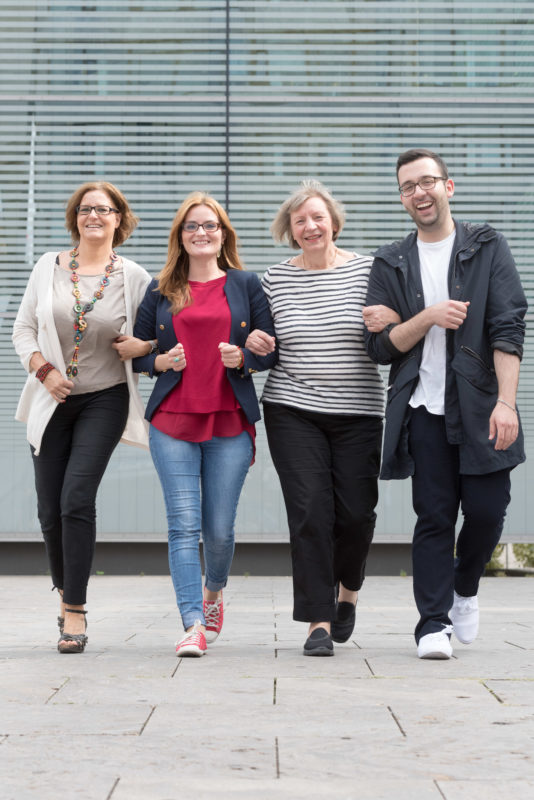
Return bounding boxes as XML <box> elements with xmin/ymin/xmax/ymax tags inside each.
<box><xmin>203</xmin><ymin>592</ymin><xmax>224</xmax><ymax>643</ymax></box>
<box><xmin>175</xmin><ymin>622</ymin><xmax>207</xmax><ymax>657</ymax></box>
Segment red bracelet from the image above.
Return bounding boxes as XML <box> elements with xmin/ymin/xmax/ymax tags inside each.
<box><xmin>237</xmin><ymin>348</ymin><xmax>245</xmax><ymax>369</ymax></box>
<box><xmin>35</xmin><ymin>362</ymin><xmax>55</xmax><ymax>383</ymax></box>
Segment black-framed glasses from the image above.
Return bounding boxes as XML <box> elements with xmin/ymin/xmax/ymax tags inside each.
<box><xmin>182</xmin><ymin>221</ymin><xmax>222</xmax><ymax>232</ymax></box>
<box><xmin>76</xmin><ymin>205</ymin><xmax>119</xmax><ymax>216</ymax></box>
<box><xmin>398</xmin><ymin>176</ymin><xmax>447</xmax><ymax>197</ymax></box>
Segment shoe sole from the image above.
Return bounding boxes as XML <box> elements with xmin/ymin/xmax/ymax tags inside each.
<box><xmin>452</xmin><ymin>632</ymin><xmax>477</xmax><ymax>644</ymax></box>
<box><xmin>418</xmin><ymin>650</ymin><xmax>451</xmax><ymax>659</ymax></box>
<box><xmin>303</xmin><ymin>647</ymin><xmax>334</xmax><ymax>656</ymax></box>
<box><xmin>176</xmin><ymin>647</ymin><xmax>206</xmax><ymax>657</ymax></box>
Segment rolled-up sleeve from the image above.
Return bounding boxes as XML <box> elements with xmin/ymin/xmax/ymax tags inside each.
<box><xmin>486</xmin><ymin>235</ymin><xmax>527</xmax><ymax>360</ymax></box>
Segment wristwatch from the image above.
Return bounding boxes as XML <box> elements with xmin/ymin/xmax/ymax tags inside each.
<box><xmin>147</xmin><ymin>339</ymin><xmax>158</xmax><ymax>354</ymax></box>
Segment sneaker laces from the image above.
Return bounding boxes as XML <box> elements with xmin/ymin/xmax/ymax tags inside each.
<box><xmin>441</xmin><ymin>624</ymin><xmax>453</xmax><ymax>636</ymax></box>
<box><xmin>204</xmin><ymin>598</ymin><xmax>222</xmax><ymax>627</ymax></box>
<box><xmin>176</xmin><ymin>620</ymin><xmax>204</xmax><ymax>647</ymax></box>
<box><xmin>455</xmin><ymin>596</ymin><xmax>477</xmax><ymax>614</ymax></box>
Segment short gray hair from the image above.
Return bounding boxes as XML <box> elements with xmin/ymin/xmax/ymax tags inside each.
<box><xmin>270</xmin><ymin>179</ymin><xmax>346</xmax><ymax>250</ymax></box>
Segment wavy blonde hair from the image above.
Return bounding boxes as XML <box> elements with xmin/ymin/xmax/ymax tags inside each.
<box><xmin>65</xmin><ymin>181</ymin><xmax>139</xmax><ymax>247</ymax></box>
<box><xmin>270</xmin><ymin>179</ymin><xmax>346</xmax><ymax>250</ymax></box>
<box><xmin>158</xmin><ymin>192</ymin><xmax>243</xmax><ymax>313</ymax></box>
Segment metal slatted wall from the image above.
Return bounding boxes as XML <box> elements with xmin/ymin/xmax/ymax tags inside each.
<box><xmin>0</xmin><ymin>1</ymin><xmax>533</xmax><ymax>542</ymax></box>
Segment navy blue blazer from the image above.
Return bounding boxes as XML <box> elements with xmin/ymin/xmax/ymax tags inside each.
<box><xmin>132</xmin><ymin>269</ymin><xmax>278</xmax><ymax>424</ymax></box>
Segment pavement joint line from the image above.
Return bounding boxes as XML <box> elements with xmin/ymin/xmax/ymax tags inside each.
<box><xmin>273</xmin><ymin>677</ymin><xmax>277</xmax><ymax>705</ymax></box>
<box><xmin>505</xmin><ymin>639</ymin><xmax>527</xmax><ymax>650</ymax></box>
<box><xmin>387</xmin><ymin>705</ymin><xmax>407</xmax><ymax>737</ymax></box>
<box><xmin>274</xmin><ymin>736</ymin><xmax>280</xmax><ymax>779</ymax></box>
<box><xmin>434</xmin><ymin>779</ymin><xmax>447</xmax><ymax>798</ymax></box>
<box><xmin>482</xmin><ymin>681</ymin><xmax>504</xmax><ymax>703</ymax></box>
<box><xmin>45</xmin><ymin>676</ymin><xmax>69</xmax><ymax>704</ymax></box>
<box><xmin>171</xmin><ymin>660</ymin><xmax>181</xmax><ymax>677</ymax></box>
<box><xmin>364</xmin><ymin>658</ymin><xmax>375</xmax><ymax>675</ymax></box>
<box><xmin>105</xmin><ymin>776</ymin><xmax>120</xmax><ymax>800</ymax></box>
<box><xmin>139</xmin><ymin>705</ymin><xmax>156</xmax><ymax>735</ymax></box>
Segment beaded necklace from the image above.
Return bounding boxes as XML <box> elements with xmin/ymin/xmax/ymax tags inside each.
<box><xmin>66</xmin><ymin>247</ymin><xmax>118</xmax><ymax>377</ymax></box>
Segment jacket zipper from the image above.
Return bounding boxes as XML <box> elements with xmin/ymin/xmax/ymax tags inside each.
<box><xmin>460</xmin><ymin>345</ymin><xmax>495</xmax><ymax>374</ymax></box>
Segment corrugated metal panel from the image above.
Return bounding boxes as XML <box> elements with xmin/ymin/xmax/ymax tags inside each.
<box><xmin>1</xmin><ymin>0</ymin><xmax>533</xmax><ymax>541</ymax></box>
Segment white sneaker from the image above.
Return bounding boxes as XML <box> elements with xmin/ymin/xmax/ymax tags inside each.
<box><xmin>417</xmin><ymin>629</ymin><xmax>453</xmax><ymax>659</ymax></box>
<box><xmin>449</xmin><ymin>591</ymin><xmax>479</xmax><ymax>644</ymax></box>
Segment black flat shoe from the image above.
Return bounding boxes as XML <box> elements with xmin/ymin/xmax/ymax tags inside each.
<box><xmin>303</xmin><ymin>628</ymin><xmax>334</xmax><ymax>656</ymax></box>
<box><xmin>58</xmin><ymin>609</ymin><xmax>88</xmax><ymax>654</ymax></box>
<box><xmin>331</xmin><ymin>601</ymin><xmax>356</xmax><ymax>643</ymax></box>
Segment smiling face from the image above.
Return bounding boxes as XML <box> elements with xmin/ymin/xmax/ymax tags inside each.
<box><xmin>289</xmin><ymin>196</ymin><xmax>337</xmax><ymax>255</ymax></box>
<box><xmin>76</xmin><ymin>189</ymin><xmax>121</xmax><ymax>248</ymax></box>
<box><xmin>398</xmin><ymin>156</ymin><xmax>455</xmax><ymax>241</ymax></box>
<box><xmin>180</xmin><ymin>204</ymin><xmax>225</xmax><ymax>260</ymax></box>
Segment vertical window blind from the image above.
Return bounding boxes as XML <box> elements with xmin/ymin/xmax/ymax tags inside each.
<box><xmin>1</xmin><ymin>0</ymin><xmax>532</xmax><ymax>540</ymax></box>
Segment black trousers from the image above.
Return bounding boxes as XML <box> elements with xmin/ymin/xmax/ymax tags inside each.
<box><xmin>409</xmin><ymin>406</ymin><xmax>511</xmax><ymax>642</ymax></box>
<box><xmin>264</xmin><ymin>402</ymin><xmax>382</xmax><ymax>622</ymax></box>
<box><xmin>31</xmin><ymin>383</ymin><xmax>129</xmax><ymax>605</ymax></box>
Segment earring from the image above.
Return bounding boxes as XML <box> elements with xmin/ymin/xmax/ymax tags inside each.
<box><xmin>217</xmin><ymin>247</ymin><xmax>222</xmax><ymax>258</ymax></box>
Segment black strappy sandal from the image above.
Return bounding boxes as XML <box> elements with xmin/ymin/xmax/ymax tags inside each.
<box><xmin>57</xmin><ymin>609</ymin><xmax>88</xmax><ymax>654</ymax></box>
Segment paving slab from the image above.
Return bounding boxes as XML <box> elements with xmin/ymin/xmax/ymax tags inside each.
<box><xmin>1</xmin><ymin>574</ymin><xmax>534</xmax><ymax>799</ymax></box>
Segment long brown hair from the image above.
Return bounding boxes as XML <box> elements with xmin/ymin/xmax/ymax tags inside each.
<box><xmin>158</xmin><ymin>192</ymin><xmax>243</xmax><ymax>313</ymax></box>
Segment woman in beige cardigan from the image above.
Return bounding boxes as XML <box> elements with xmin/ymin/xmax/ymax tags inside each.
<box><xmin>13</xmin><ymin>181</ymin><xmax>151</xmax><ymax>653</ymax></box>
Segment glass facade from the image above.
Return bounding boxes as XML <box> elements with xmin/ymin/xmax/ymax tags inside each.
<box><xmin>1</xmin><ymin>1</ymin><xmax>533</xmax><ymax>543</ymax></box>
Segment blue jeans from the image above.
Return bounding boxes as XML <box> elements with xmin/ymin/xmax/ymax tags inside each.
<box><xmin>149</xmin><ymin>426</ymin><xmax>252</xmax><ymax>630</ymax></box>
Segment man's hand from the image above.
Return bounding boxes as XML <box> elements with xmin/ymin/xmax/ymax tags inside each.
<box><xmin>489</xmin><ymin>401</ymin><xmax>519</xmax><ymax>450</ymax></box>
<box><xmin>430</xmin><ymin>300</ymin><xmax>470</xmax><ymax>330</ymax></box>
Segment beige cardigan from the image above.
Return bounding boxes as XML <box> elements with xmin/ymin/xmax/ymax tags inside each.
<box><xmin>12</xmin><ymin>251</ymin><xmax>151</xmax><ymax>454</ymax></box>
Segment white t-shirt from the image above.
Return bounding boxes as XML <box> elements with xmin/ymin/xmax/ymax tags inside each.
<box><xmin>409</xmin><ymin>230</ymin><xmax>456</xmax><ymax>415</ymax></box>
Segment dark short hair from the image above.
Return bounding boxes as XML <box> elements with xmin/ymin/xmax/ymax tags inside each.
<box><xmin>396</xmin><ymin>149</ymin><xmax>449</xmax><ymax>180</ymax></box>
<box><xmin>65</xmin><ymin>181</ymin><xmax>139</xmax><ymax>247</ymax></box>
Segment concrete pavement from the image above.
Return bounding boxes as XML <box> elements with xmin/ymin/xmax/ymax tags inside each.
<box><xmin>1</xmin><ymin>574</ymin><xmax>533</xmax><ymax>799</ymax></box>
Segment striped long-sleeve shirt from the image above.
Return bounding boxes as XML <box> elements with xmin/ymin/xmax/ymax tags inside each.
<box><xmin>261</xmin><ymin>254</ymin><xmax>385</xmax><ymax>416</ymax></box>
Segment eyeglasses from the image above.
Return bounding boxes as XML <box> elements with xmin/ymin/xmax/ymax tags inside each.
<box><xmin>76</xmin><ymin>205</ymin><xmax>119</xmax><ymax>216</ymax></box>
<box><xmin>398</xmin><ymin>176</ymin><xmax>447</xmax><ymax>197</ymax></box>
<box><xmin>182</xmin><ymin>221</ymin><xmax>221</xmax><ymax>233</ymax></box>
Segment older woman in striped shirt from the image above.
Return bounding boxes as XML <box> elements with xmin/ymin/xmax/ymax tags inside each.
<box><xmin>247</xmin><ymin>180</ymin><xmax>398</xmax><ymax>656</ymax></box>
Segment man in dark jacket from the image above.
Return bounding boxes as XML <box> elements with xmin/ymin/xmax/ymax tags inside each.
<box><xmin>363</xmin><ymin>148</ymin><xmax>527</xmax><ymax>660</ymax></box>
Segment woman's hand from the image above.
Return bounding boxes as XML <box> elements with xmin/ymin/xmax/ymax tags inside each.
<box><xmin>43</xmin><ymin>370</ymin><xmax>74</xmax><ymax>403</ymax></box>
<box><xmin>245</xmin><ymin>329</ymin><xmax>276</xmax><ymax>356</ymax></box>
<box><xmin>362</xmin><ymin>304</ymin><xmax>401</xmax><ymax>333</ymax></box>
<box><xmin>219</xmin><ymin>342</ymin><xmax>244</xmax><ymax>369</ymax></box>
<box><xmin>155</xmin><ymin>344</ymin><xmax>186</xmax><ymax>373</ymax></box>
<box><xmin>112</xmin><ymin>335</ymin><xmax>155</xmax><ymax>361</ymax></box>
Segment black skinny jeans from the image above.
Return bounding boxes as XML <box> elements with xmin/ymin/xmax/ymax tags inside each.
<box><xmin>31</xmin><ymin>383</ymin><xmax>129</xmax><ymax>605</ymax></box>
<box><xmin>409</xmin><ymin>406</ymin><xmax>511</xmax><ymax>642</ymax></box>
<box><xmin>264</xmin><ymin>402</ymin><xmax>382</xmax><ymax>622</ymax></box>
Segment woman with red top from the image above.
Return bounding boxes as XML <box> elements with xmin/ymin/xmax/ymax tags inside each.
<box><xmin>133</xmin><ymin>192</ymin><xmax>277</xmax><ymax>656</ymax></box>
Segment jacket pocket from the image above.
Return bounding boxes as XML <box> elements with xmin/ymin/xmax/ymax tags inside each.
<box><xmin>452</xmin><ymin>346</ymin><xmax>497</xmax><ymax>395</ymax></box>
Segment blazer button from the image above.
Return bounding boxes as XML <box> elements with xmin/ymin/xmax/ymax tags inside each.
<box><xmin>248</xmin><ymin>368</ymin><xmax>258</xmax><ymax>374</ymax></box>
<box><xmin>240</xmin><ymin>321</ymin><xmax>247</xmax><ymax>327</ymax></box>
<box><xmin>159</xmin><ymin>324</ymin><xmax>165</xmax><ymax>330</ymax></box>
